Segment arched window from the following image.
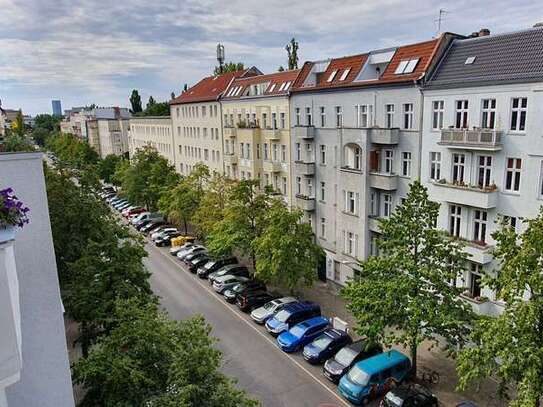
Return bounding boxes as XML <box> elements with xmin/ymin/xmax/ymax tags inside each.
<box><xmin>344</xmin><ymin>144</ymin><xmax>362</xmax><ymax>170</ymax></box>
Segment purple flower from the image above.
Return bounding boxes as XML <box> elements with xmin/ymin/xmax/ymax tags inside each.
<box><xmin>0</xmin><ymin>187</ymin><xmax>30</xmax><ymax>229</ymax></box>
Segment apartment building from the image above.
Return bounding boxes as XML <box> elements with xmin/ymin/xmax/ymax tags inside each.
<box><xmin>421</xmin><ymin>26</ymin><xmax>543</xmax><ymax>316</ymax></box>
<box><xmin>96</xmin><ymin>118</ymin><xmax>130</xmax><ymax>158</ymax></box>
<box><xmin>1</xmin><ymin>152</ymin><xmax>74</xmax><ymax>407</ymax></box>
<box><xmin>221</xmin><ymin>70</ymin><xmax>300</xmax><ymax>203</ymax></box>
<box><xmin>170</xmin><ymin>68</ymin><xmax>261</xmax><ymax>175</ymax></box>
<box><xmin>128</xmin><ymin>116</ymin><xmax>175</xmax><ymax>164</ymax></box>
<box><xmin>289</xmin><ymin>34</ymin><xmax>456</xmax><ymax>284</ymax></box>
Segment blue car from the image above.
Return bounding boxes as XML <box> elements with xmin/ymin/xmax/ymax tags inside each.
<box><xmin>302</xmin><ymin>328</ymin><xmax>352</xmax><ymax>364</ymax></box>
<box><xmin>276</xmin><ymin>316</ymin><xmax>329</xmax><ymax>352</ymax></box>
<box><xmin>338</xmin><ymin>350</ymin><xmax>411</xmax><ymax>405</ymax></box>
<box><xmin>265</xmin><ymin>301</ymin><xmax>321</xmax><ymax>336</ymax></box>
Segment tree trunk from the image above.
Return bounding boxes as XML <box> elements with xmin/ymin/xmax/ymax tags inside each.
<box><xmin>184</xmin><ymin>218</ymin><xmax>188</xmax><ymax>235</ymax></box>
<box><xmin>410</xmin><ymin>339</ymin><xmax>418</xmax><ymax>379</ymax></box>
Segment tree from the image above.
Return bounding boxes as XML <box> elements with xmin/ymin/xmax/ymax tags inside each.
<box><xmin>278</xmin><ymin>66</ymin><xmax>285</xmax><ymax>72</ymax></box>
<box><xmin>183</xmin><ymin>83</ymin><xmax>188</xmax><ymax>93</ymax></box>
<box><xmin>285</xmin><ymin>38</ymin><xmax>299</xmax><ymax>70</ymax></box>
<box><xmin>34</xmin><ymin>113</ymin><xmax>60</xmax><ymax>132</ymax></box>
<box><xmin>207</xmin><ymin>180</ymin><xmax>272</xmax><ymax>268</ymax></box>
<box><xmin>129</xmin><ymin>89</ymin><xmax>143</xmax><ymax>114</ymax></box>
<box><xmin>171</xmin><ymin>91</ymin><xmax>175</xmax><ymax>100</ymax></box>
<box><xmin>342</xmin><ymin>181</ymin><xmax>473</xmax><ymax>377</ymax></box>
<box><xmin>457</xmin><ymin>210</ymin><xmax>543</xmax><ymax>406</ymax></box>
<box><xmin>147</xmin><ymin>95</ymin><xmax>156</xmax><ymax>110</ymax></box>
<box><xmin>11</xmin><ymin>110</ymin><xmax>25</xmax><ymax>137</ymax></box>
<box><xmin>144</xmin><ymin>101</ymin><xmax>170</xmax><ymax>116</ymax></box>
<box><xmin>254</xmin><ymin>202</ymin><xmax>323</xmax><ymax>293</ymax></box>
<box><xmin>46</xmin><ymin>132</ymin><xmax>99</xmax><ymax>169</ymax></box>
<box><xmin>98</xmin><ymin>154</ymin><xmax>124</xmax><ymax>183</ymax></box>
<box><xmin>214</xmin><ymin>62</ymin><xmax>244</xmax><ymax>76</ymax></box>
<box><xmin>3</xmin><ymin>132</ymin><xmax>34</xmax><ymax>152</ymax></box>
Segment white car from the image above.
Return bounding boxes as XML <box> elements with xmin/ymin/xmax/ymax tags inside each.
<box><xmin>169</xmin><ymin>242</ymin><xmax>194</xmax><ymax>255</ymax></box>
<box><xmin>250</xmin><ymin>297</ymin><xmax>297</xmax><ymax>324</ymax></box>
<box><xmin>176</xmin><ymin>245</ymin><xmax>206</xmax><ymax>260</ymax></box>
<box><xmin>151</xmin><ymin>227</ymin><xmax>177</xmax><ymax>240</ymax></box>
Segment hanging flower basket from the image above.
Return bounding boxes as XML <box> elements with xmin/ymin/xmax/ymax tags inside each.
<box><xmin>0</xmin><ymin>188</ymin><xmax>30</xmax><ymax>243</ymax></box>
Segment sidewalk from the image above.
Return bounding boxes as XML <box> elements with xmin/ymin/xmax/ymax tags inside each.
<box><xmin>299</xmin><ymin>281</ymin><xmax>508</xmax><ymax>407</ymax></box>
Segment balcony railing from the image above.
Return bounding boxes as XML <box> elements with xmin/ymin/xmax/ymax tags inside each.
<box><xmin>295</xmin><ymin>161</ymin><xmax>315</xmax><ymax>176</ymax></box>
<box><xmin>262</xmin><ymin>160</ymin><xmax>282</xmax><ymax>173</ymax></box>
<box><xmin>293</xmin><ymin>125</ymin><xmax>315</xmax><ymax>139</ymax></box>
<box><xmin>432</xmin><ymin>180</ymin><xmax>498</xmax><ymax>209</ymax></box>
<box><xmin>369</xmin><ymin>172</ymin><xmax>398</xmax><ymax>190</ymax></box>
<box><xmin>369</xmin><ymin>128</ymin><xmax>400</xmax><ymax>144</ymax></box>
<box><xmin>295</xmin><ymin>194</ymin><xmax>316</xmax><ymax>211</ymax></box>
<box><xmin>262</xmin><ymin>128</ymin><xmax>281</xmax><ymax>141</ymax></box>
<box><xmin>223</xmin><ymin>127</ymin><xmax>237</xmax><ymax>138</ymax></box>
<box><xmin>439</xmin><ymin>128</ymin><xmax>503</xmax><ymax>150</ymax></box>
<box><xmin>224</xmin><ymin>153</ymin><xmax>238</xmax><ymax>165</ymax></box>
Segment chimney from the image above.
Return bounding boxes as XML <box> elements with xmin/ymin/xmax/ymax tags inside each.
<box><xmin>478</xmin><ymin>28</ymin><xmax>490</xmax><ymax>37</ymax></box>
<box><xmin>534</xmin><ymin>22</ymin><xmax>543</xmax><ymax>28</ymax></box>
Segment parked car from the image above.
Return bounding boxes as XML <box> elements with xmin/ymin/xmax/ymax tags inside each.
<box><xmin>303</xmin><ymin>328</ymin><xmax>352</xmax><ymax>364</ymax></box>
<box><xmin>250</xmin><ymin>297</ymin><xmax>297</xmax><ymax>324</ymax></box>
<box><xmin>151</xmin><ymin>227</ymin><xmax>177</xmax><ymax>241</ymax></box>
<box><xmin>455</xmin><ymin>403</ymin><xmax>479</xmax><ymax>407</ymax></box>
<box><xmin>265</xmin><ymin>301</ymin><xmax>321</xmax><ymax>336</ymax></box>
<box><xmin>132</xmin><ymin>212</ymin><xmax>163</xmax><ymax>226</ymax></box>
<box><xmin>208</xmin><ymin>264</ymin><xmax>250</xmax><ymax>285</ymax></box>
<box><xmin>381</xmin><ymin>384</ymin><xmax>438</xmax><ymax>407</ymax></box>
<box><xmin>212</xmin><ymin>275</ymin><xmax>249</xmax><ymax>294</ymax></box>
<box><xmin>323</xmin><ymin>339</ymin><xmax>383</xmax><ymax>384</ymax></box>
<box><xmin>177</xmin><ymin>245</ymin><xmax>206</xmax><ymax>261</ymax></box>
<box><xmin>140</xmin><ymin>220</ymin><xmax>167</xmax><ymax>234</ymax></box>
<box><xmin>155</xmin><ymin>231</ymin><xmax>182</xmax><ymax>247</ymax></box>
<box><xmin>276</xmin><ymin>316</ymin><xmax>330</xmax><ymax>353</ymax></box>
<box><xmin>187</xmin><ymin>254</ymin><xmax>210</xmax><ymax>273</ymax></box>
<box><xmin>338</xmin><ymin>350</ymin><xmax>411</xmax><ymax>405</ymax></box>
<box><xmin>125</xmin><ymin>207</ymin><xmax>146</xmax><ymax>218</ymax></box>
<box><xmin>112</xmin><ymin>200</ymin><xmax>128</xmax><ymax>209</ymax></box>
<box><xmin>135</xmin><ymin>218</ymin><xmax>153</xmax><ymax>231</ymax></box>
<box><xmin>122</xmin><ymin>206</ymin><xmax>142</xmax><ymax>217</ymax></box>
<box><xmin>131</xmin><ymin>212</ymin><xmax>150</xmax><ymax>224</ymax></box>
<box><xmin>236</xmin><ymin>291</ymin><xmax>276</xmax><ymax>313</ymax></box>
<box><xmin>170</xmin><ymin>242</ymin><xmax>194</xmax><ymax>256</ymax></box>
<box><xmin>116</xmin><ymin>202</ymin><xmax>132</xmax><ymax>211</ymax></box>
<box><xmin>196</xmin><ymin>257</ymin><xmax>237</xmax><ymax>279</ymax></box>
<box><xmin>223</xmin><ymin>280</ymin><xmax>267</xmax><ymax>303</ymax></box>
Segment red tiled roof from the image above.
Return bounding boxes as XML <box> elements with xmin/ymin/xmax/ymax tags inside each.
<box><xmin>379</xmin><ymin>39</ymin><xmax>440</xmax><ymax>82</ymax></box>
<box><xmin>222</xmin><ymin>69</ymin><xmax>301</xmax><ymax>99</ymax></box>
<box><xmin>170</xmin><ymin>70</ymin><xmax>246</xmax><ymax>105</ymax></box>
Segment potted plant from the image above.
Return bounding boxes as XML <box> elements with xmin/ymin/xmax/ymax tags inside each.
<box><xmin>0</xmin><ymin>187</ymin><xmax>30</xmax><ymax>243</ymax></box>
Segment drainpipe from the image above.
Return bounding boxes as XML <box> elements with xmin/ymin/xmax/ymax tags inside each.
<box><xmin>416</xmin><ymin>84</ymin><xmax>424</xmax><ymax>181</ymax></box>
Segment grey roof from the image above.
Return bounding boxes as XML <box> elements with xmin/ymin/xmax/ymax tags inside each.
<box><xmin>427</xmin><ymin>27</ymin><xmax>543</xmax><ymax>89</ymax></box>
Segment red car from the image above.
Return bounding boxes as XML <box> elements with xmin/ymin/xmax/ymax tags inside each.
<box><xmin>124</xmin><ymin>207</ymin><xmax>145</xmax><ymax>218</ymax></box>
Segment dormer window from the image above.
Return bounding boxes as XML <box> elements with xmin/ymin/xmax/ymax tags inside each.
<box><xmin>394</xmin><ymin>58</ymin><xmax>419</xmax><ymax>74</ymax></box>
<box><xmin>327</xmin><ymin>70</ymin><xmax>338</xmax><ymax>82</ymax></box>
<box><xmin>339</xmin><ymin>69</ymin><xmax>351</xmax><ymax>81</ymax></box>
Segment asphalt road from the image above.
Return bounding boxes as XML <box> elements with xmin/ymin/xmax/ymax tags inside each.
<box><xmin>144</xmin><ymin>240</ymin><xmax>358</xmax><ymax>407</ymax></box>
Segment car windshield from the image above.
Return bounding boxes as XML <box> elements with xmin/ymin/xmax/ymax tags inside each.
<box><xmin>347</xmin><ymin>365</ymin><xmax>370</xmax><ymax>386</ymax></box>
<box><xmin>274</xmin><ymin>309</ymin><xmax>290</xmax><ymax>322</ymax></box>
<box><xmin>232</xmin><ymin>284</ymin><xmax>244</xmax><ymax>292</ymax></box>
<box><xmin>204</xmin><ymin>262</ymin><xmax>216</xmax><ymax>270</ymax></box>
<box><xmin>263</xmin><ymin>300</ymin><xmax>277</xmax><ymax>310</ymax></box>
<box><xmin>384</xmin><ymin>392</ymin><xmax>404</xmax><ymax>407</ymax></box>
<box><xmin>311</xmin><ymin>334</ymin><xmax>333</xmax><ymax>350</ymax></box>
<box><xmin>217</xmin><ymin>269</ymin><xmax>228</xmax><ymax>276</ymax></box>
<box><xmin>289</xmin><ymin>325</ymin><xmax>306</xmax><ymax>337</ymax></box>
<box><xmin>334</xmin><ymin>347</ymin><xmax>358</xmax><ymax>366</ymax></box>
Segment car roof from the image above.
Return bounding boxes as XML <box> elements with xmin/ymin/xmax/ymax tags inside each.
<box><xmin>348</xmin><ymin>339</ymin><xmax>379</xmax><ymax>353</ymax></box>
<box><xmin>324</xmin><ymin>328</ymin><xmax>348</xmax><ymax>340</ymax></box>
<box><xmin>297</xmin><ymin>316</ymin><xmax>328</xmax><ymax>329</ymax></box>
<box><xmin>355</xmin><ymin>350</ymin><xmax>409</xmax><ymax>375</ymax></box>
<box><xmin>283</xmin><ymin>301</ymin><xmax>318</xmax><ymax>314</ymax></box>
<box><xmin>390</xmin><ymin>384</ymin><xmax>433</xmax><ymax>400</ymax></box>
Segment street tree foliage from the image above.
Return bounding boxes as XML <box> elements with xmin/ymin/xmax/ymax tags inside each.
<box><xmin>129</xmin><ymin>89</ymin><xmax>143</xmax><ymax>113</ymax></box>
<box><xmin>342</xmin><ymin>181</ymin><xmax>473</xmax><ymax>376</ymax></box>
<box><xmin>214</xmin><ymin>62</ymin><xmax>244</xmax><ymax>76</ymax></box>
<box><xmin>32</xmin><ymin>114</ymin><xmax>61</xmax><ymax>146</ymax></box>
<box><xmin>115</xmin><ymin>146</ymin><xmax>180</xmax><ymax>210</ymax></box>
<box><xmin>285</xmin><ymin>38</ymin><xmax>299</xmax><ymax>70</ymax></box>
<box><xmin>141</xmin><ymin>96</ymin><xmax>170</xmax><ymax>117</ymax></box>
<box><xmin>457</xmin><ymin>209</ymin><xmax>543</xmax><ymax>407</ymax></box>
<box><xmin>46</xmin><ymin>132</ymin><xmax>99</xmax><ymax>169</ymax></box>
<box><xmin>254</xmin><ymin>201</ymin><xmax>323</xmax><ymax>293</ymax></box>
<box><xmin>73</xmin><ymin>299</ymin><xmax>259</xmax><ymax>407</ymax></box>
<box><xmin>98</xmin><ymin>154</ymin><xmax>124</xmax><ymax>184</ymax></box>
<box><xmin>2</xmin><ymin>132</ymin><xmax>34</xmax><ymax>152</ymax></box>
<box><xmin>11</xmin><ymin>110</ymin><xmax>25</xmax><ymax>136</ymax></box>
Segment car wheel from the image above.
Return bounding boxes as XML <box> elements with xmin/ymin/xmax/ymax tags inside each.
<box><xmin>361</xmin><ymin>396</ymin><xmax>370</xmax><ymax>406</ymax></box>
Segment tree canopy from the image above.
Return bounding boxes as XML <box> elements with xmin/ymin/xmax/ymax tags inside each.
<box><xmin>214</xmin><ymin>62</ymin><xmax>245</xmax><ymax>76</ymax></box>
<box><xmin>129</xmin><ymin>89</ymin><xmax>143</xmax><ymax>113</ymax></box>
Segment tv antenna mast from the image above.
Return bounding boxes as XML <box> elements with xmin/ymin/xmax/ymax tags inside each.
<box><xmin>435</xmin><ymin>9</ymin><xmax>448</xmax><ymax>36</ymax></box>
<box><xmin>216</xmin><ymin>43</ymin><xmax>225</xmax><ymax>74</ymax></box>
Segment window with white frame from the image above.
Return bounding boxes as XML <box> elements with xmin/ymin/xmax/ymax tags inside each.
<box><xmin>296</xmin><ymin>177</ymin><xmax>301</xmax><ymax>194</ymax></box>
<box><xmin>361</xmin><ymin>104</ymin><xmax>372</xmax><ymax>127</ymax></box>
<box><xmin>370</xmin><ymin>234</ymin><xmax>379</xmax><ymax>257</ymax></box>
<box><xmin>385</xmin><ymin>104</ymin><xmax>395</xmax><ymax>128</ymax></box>
<box><xmin>477</xmin><ymin>156</ymin><xmax>492</xmax><ymax>188</ymax></box>
<box><xmin>320</xmin><ymin>182</ymin><xmax>325</xmax><ymax>201</ymax></box>
<box><xmin>344</xmin><ymin>231</ymin><xmax>357</xmax><ymax>256</ymax></box>
<box><xmin>452</xmin><ymin>153</ymin><xmax>466</xmax><ymax>183</ymax></box>
<box><xmin>339</xmin><ymin>68</ymin><xmax>351</xmax><ymax>81</ymax></box>
<box><xmin>505</xmin><ymin>157</ymin><xmax>522</xmax><ymax>192</ymax></box>
<box><xmin>240</xmin><ymin>142</ymin><xmax>245</xmax><ymax>158</ymax></box>
<box><xmin>335</xmin><ymin>106</ymin><xmax>343</xmax><ymax>127</ymax></box>
<box><xmin>262</xmin><ymin>113</ymin><xmax>268</xmax><ymax>129</ymax></box>
<box><xmin>383</xmin><ymin>194</ymin><xmax>392</xmax><ymax>218</ymax></box>
<box><xmin>281</xmin><ymin>145</ymin><xmax>286</xmax><ymax>162</ymax></box>
<box><xmin>280</xmin><ymin>112</ymin><xmax>286</xmax><ymax>129</ymax></box>
<box><xmin>369</xmin><ymin>191</ymin><xmax>378</xmax><ymax>217</ymax></box>
<box><xmin>510</xmin><ymin>97</ymin><xmax>527</xmax><ymax>132</ymax></box>
<box><xmin>295</xmin><ymin>108</ymin><xmax>301</xmax><ymax>126</ymax></box>
<box><xmin>272</xmin><ymin>112</ymin><xmax>277</xmax><ymax>129</ymax></box>
<box><xmin>403</xmin><ymin>103</ymin><xmax>414</xmax><ymax>129</ymax></box>
<box><xmin>327</xmin><ymin>70</ymin><xmax>338</xmax><ymax>82</ymax></box>
<box><xmin>272</xmin><ymin>144</ymin><xmax>278</xmax><ymax>161</ymax></box>
<box><xmin>320</xmin><ymin>218</ymin><xmax>326</xmax><ymax>237</ymax></box>
<box><xmin>401</xmin><ymin>152</ymin><xmax>412</xmax><ymax>177</ymax></box>
<box><xmin>263</xmin><ymin>143</ymin><xmax>269</xmax><ymax>160</ymax></box>
<box><xmin>320</xmin><ymin>145</ymin><xmax>326</xmax><ymax>164</ymax></box>
<box><xmin>306</xmin><ymin>107</ymin><xmax>312</xmax><ymax>126</ymax></box>
<box><xmin>468</xmin><ymin>263</ymin><xmax>482</xmax><ymax>297</ymax></box>
<box><xmin>384</xmin><ymin>150</ymin><xmax>394</xmax><ymax>174</ymax></box>
<box><xmin>282</xmin><ymin>177</ymin><xmax>287</xmax><ymax>195</ymax></box>
<box><xmin>502</xmin><ymin>215</ymin><xmax>518</xmax><ymax>231</ymax></box>
<box><xmin>540</xmin><ymin>161</ymin><xmax>543</xmax><ymax>199</ymax></box>
<box><xmin>481</xmin><ymin>99</ymin><xmax>496</xmax><ymax>129</ymax></box>
<box><xmin>345</xmin><ymin>190</ymin><xmax>357</xmax><ymax>214</ymax></box>
<box><xmin>295</xmin><ymin>143</ymin><xmax>300</xmax><ymax>161</ymax></box>
<box><xmin>473</xmin><ymin>209</ymin><xmax>488</xmax><ymax>244</ymax></box>
<box><xmin>455</xmin><ymin>100</ymin><xmax>469</xmax><ymax>128</ymax></box>
<box><xmin>344</xmin><ymin>144</ymin><xmax>362</xmax><ymax>170</ymax></box>
<box><xmin>449</xmin><ymin>204</ymin><xmax>462</xmax><ymax>237</ymax></box>
<box><xmin>430</xmin><ymin>152</ymin><xmax>441</xmax><ymax>180</ymax></box>
<box><xmin>320</xmin><ymin>106</ymin><xmax>326</xmax><ymax>127</ymax></box>
<box><xmin>307</xmin><ymin>178</ymin><xmax>313</xmax><ymax>197</ymax></box>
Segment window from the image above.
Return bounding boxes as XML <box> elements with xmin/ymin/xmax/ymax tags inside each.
<box><xmin>455</xmin><ymin>100</ymin><xmax>469</xmax><ymax>128</ymax></box>
<box><xmin>263</xmin><ymin>143</ymin><xmax>269</xmax><ymax>160</ymax></box>
<box><xmin>272</xmin><ymin>144</ymin><xmax>278</xmax><ymax>161</ymax></box>
<box><xmin>465</xmin><ymin>56</ymin><xmax>476</xmax><ymax>65</ymax></box>
<box><xmin>339</xmin><ymin>68</ymin><xmax>351</xmax><ymax>81</ymax></box>
<box><xmin>345</xmin><ymin>191</ymin><xmax>356</xmax><ymax>214</ymax></box>
<box><xmin>401</xmin><ymin>152</ymin><xmax>412</xmax><ymax>177</ymax></box>
<box><xmin>503</xmin><ymin>215</ymin><xmax>518</xmax><ymax>231</ymax></box>
<box><xmin>306</xmin><ymin>107</ymin><xmax>312</xmax><ymax>126</ymax></box>
<box><xmin>345</xmin><ymin>231</ymin><xmax>357</xmax><ymax>256</ymax></box>
<box><xmin>477</xmin><ymin>156</ymin><xmax>492</xmax><ymax>188</ymax></box>
<box><xmin>269</xmin><ymin>83</ymin><xmax>276</xmax><ymax>93</ymax></box>
<box><xmin>540</xmin><ymin>161</ymin><xmax>543</xmax><ymax>199</ymax></box>
<box><xmin>370</xmin><ymin>234</ymin><xmax>379</xmax><ymax>257</ymax></box>
<box><xmin>469</xmin><ymin>263</ymin><xmax>482</xmax><ymax>297</ymax></box>
<box><xmin>296</xmin><ymin>177</ymin><xmax>301</xmax><ymax>194</ymax></box>
<box><xmin>320</xmin><ymin>106</ymin><xmax>326</xmax><ymax>127</ymax></box>
<box><xmin>430</xmin><ymin>152</ymin><xmax>441</xmax><ymax>180</ymax></box>
<box><xmin>320</xmin><ymin>182</ymin><xmax>325</xmax><ymax>201</ymax></box>
<box><xmin>452</xmin><ymin>153</ymin><xmax>466</xmax><ymax>183</ymax></box>
<box><xmin>320</xmin><ymin>145</ymin><xmax>326</xmax><ymax>164</ymax></box>
<box><xmin>473</xmin><ymin>210</ymin><xmax>488</xmax><ymax>244</ymax></box>
<box><xmin>385</xmin><ymin>104</ymin><xmax>395</xmax><ymax>128</ymax></box>
<box><xmin>449</xmin><ymin>205</ymin><xmax>462</xmax><ymax>237</ymax></box>
<box><xmin>505</xmin><ymin>158</ymin><xmax>522</xmax><ymax>192</ymax></box>
<box><xmin>327</xmin><ymin>70</ymin><xmax>338</xmax><ymax>82</ymax></box>
<box><xmin>262</xmin><ymin>113</ymin><xmax>268</xmax><ymax>129</ymax></box>
<box><xmin>202</xmin><ymin>106</ymin><xmax>206</xmax><ymax>117</ymax></box>
<box><xmin>295</xmin><ymin>143</ymin><xmax>301</xmax><ymax>161</ymax></box>
<box><xmin>369</xmin><ymin>191</ymin><xmax>378</xmax><ymax>216</ymax></box>
<box><xmin>394</xmin><ymin>58</ymin><xmax>419</xmax><ymax>74</ymax></box>
<box><xmin>280</xmin><ymin>112</ymin><xmax>286</xmax><ymax>129</ymax></box>
<box><xmin>272</xmin><ymin>112</ymin><xmax>277</xmax><ymax>129</ymax></box>
<box><xmin>295</xmin><ymin>108</ymin><xmax>301</xmax><ymax>126</ymax></box>
<box><xmin>256</xmin><ymin>144</ymin><xmax>261</xmax><ymax>159</ymax></box>
<box><xmin>384</xmin><ymin>150</ymin><xmax>394</xmax><ymax>174</ymax></box>
<box><xmin>281</xmin><ymin>145</ymin><xmax>286</xmax><ymax>162</ymax></box>
<box><xmin>320</xmin><ymin>218</ymin><xmax>326</xmax><ymax>237</ymax></box>
<box><xmin>481</xmin><ymin>99</ymin><xmax>496</xmax><ymax>129</ymax></box>
<box><xmin>510</xmin><ymin>97</ymin><xmax>527</xmax><ymax>131</ymax></box>
<box><xmin>403</xmin><ymin>103</ymin><xmax>414</xmax><ymax>129</ymax></box>
<box><xmin>383</xmin><ymin>194</ymin><xmax>392</xmax><ymax>218</ymax></box>
<box><xmin>335</xmin><ymin>106</ymin><xmax>343</xmax><ymax>127</ymax></box>
<box><xmin>360</xmin><ymin>105</ymin><xmax>372</xmax><ymax>127</ymax></box>
<box><xmin>240</xmin><ymin>142</ymin><xmax>245</xmax><ymax>158</ymax></box>
<box><xmin>307</xmin><ymin>179</ymin><xmax>313</xmax><ymax>197</ymax></box>
<box><xmin>282</xmin><ymin>177</ymin><xmax>287</xmax><ymax>195</ymax></box>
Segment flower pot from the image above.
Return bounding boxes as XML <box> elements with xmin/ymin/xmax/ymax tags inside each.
<box><xmin>0</xmin><ymin>226</ymin><xmax>16</xmax><ymax>244</ymax></box>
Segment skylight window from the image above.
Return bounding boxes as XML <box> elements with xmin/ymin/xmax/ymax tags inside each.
<box><xmin>394</xmin><ymin>60</ymin><xmax>409</xmax><ymax>74</ymax></box>
<box><xmin>465</xmin><ymin>56</ymin><xmax>476</xmax><ymax>65</ymax></box>
<box><xmin>284</xmin><ymin>81</ymin><xmax>292</xmax><ymax>90</ymax></box>
<box><xmin>269</xmin><ymin>83</ymin><xmax>276</xmax><ymax>92</ymax></box>
<box><xmin>394</xmin><ymin>58</ymin><xmax>419</xmax><ymax>74</ymax></box>
<box><xmin>339</xmin><ymin>69</ymin><xmax>351</xmax><ymax>81</ymax></box>
<box><xmin>234</xmin><ymin>86</ymin><xmax>243</xmax><ymax>96</ymax></box>
<box><xmin>327</xmin><ymin>70</ymin><xmax>338</xmax><ymax>82</ymax></box>
<box><xmin>227</xmin><ymin>87</ymin><xmax>235</xmax><ymax>97</ymax></box>
<box><xmin>278</xmin><ymin>82</ymin><xmax>286</xmax><ymax>91</ymax></box>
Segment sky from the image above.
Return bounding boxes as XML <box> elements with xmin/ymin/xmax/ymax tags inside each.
<box><xmin>1</xmin><ymin>0</ymin><xmax>542</xmax><ymax>116</ymax></box>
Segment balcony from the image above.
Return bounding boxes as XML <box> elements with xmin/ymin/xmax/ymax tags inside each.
<box><xmin>293</xmin><ymin>125</ymin><xmax>315</xmax><ymax>140</ymax></box>
<box><xmin>223</xmin><ymin>153</ymin><xmax>238</xmax><ymax>165</ymax></box>
<box><xmin>223</xmin><ymin>127</ymin><xmax>237</xmax><ymax>139</ymax></box>
<box><xmin>369</xmin><ymin>172</ymin><xmax>398</xmax><ymax>190</ymax></box>
<box><xmin>262</xmin><ymin>128</ymin><xmax>281</xmax><ymax>141</ymax></box>
<box><xmin>432</xmin><ymin>181</ymin><xmax>498</xmax><ymax>209</ymax></box>
<box><xmin>340</xmin><ymin>166</ymin><xmax>363</xmax><ymax>175</ymax></box>
<box><xmin>295</xmin><ymin>194</ymin><xmax>316</xmax><ymax>211</ymax></box>
<box><xmin>237</xmin><ymin>127</ymin><xmax>260</xmax><ymax>138</ymax></box>
<box><xmin>369</xmin><ymin>128</ymin><xmax>400</xmax><ymax>144</ymax></box>
<box><xmin>295</xmin><ymin>161</ymin><xmax>315</xmax><ymax>176</ymax></box>
<box><xmin>439</xmin><ymin>128</ymin><xmax>503</xmax><ymax>151</ymax></box>
<box><xmin>368</xmin><ymin>216</ymin><xmax>382</xmax><ymax>233</ymax></box>
<box><xmin>463</xmin><ymin>240</ymin><xmax>494</xmax><ymax>264</ymax></box>
<box><xmin>262</xmin><ymin>160</ymin><xmax>282</xmax><ymax>173</ymax></box>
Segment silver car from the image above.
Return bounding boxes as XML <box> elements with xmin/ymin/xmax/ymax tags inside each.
<box><xmin>250</xmin><ymin>297</ymin><xmax>297</xmax><ymax>324</ymax></box>
<box><xmin>212</xmin><ymin>275</ymin><xmax>248</xmax><ymax>294</ymax></box>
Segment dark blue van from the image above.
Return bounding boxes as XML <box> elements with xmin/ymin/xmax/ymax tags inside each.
<box><xmin>264</xmin><ymin>301</ymin><xmax>321</xmax><ymax>336</ymax></box>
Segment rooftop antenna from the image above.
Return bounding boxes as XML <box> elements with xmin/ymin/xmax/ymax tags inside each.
<box><xmin>435</xmin><ymin>8</ymin><xmax>448</xmax><ymax>36</ymax></box>
<box><xmin>216</xmin><ymin>43</ymin><xmax>225</xmax><ymax>74</ymax></box>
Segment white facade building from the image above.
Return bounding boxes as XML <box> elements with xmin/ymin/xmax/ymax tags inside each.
<box><xmin>128</xmin><ymin>116</ymin><xmax>175</xmax><ymax>164</ymax></box>
<box><xmin>96</xmin><ymin>118</ymin><xmax>129</xmax><ymax>158</ymax></box>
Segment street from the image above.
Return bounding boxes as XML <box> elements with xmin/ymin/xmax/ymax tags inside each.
<box><xmin>144</xmin><ymin>240</ymin><xmax>357</xmax><ymax>407</ymax></box>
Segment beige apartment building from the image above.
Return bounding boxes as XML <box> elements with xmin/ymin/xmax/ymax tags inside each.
<box><xmin>221</xmin><ymin>70</ymin><xmax>300</xmax><ymax>204</ymax></box>
<box><xmin>128</xmin><ymin>116</ymin><xmax>175</xmax><ymax>164</ymax></box>
<box><xmin>169</xmin><ymin>68</ymin><xmax>261</xmax><ymax>175</ymax></box>
<box><xmin>96</xmin><ymin>118</ymin><xmax>129</xmax><ymax>158</ymax></box>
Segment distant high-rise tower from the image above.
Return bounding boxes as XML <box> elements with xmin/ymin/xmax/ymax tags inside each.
<box><xmin>52</xmin><ymin>100</ymin><xmax>62</xmax><ymax>116</ymax></box>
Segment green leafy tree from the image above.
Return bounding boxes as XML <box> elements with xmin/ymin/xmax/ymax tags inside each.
<box><xmin>254</xmin><ymin>202</ymin><xmax>323</xmax><ymax>293</ymax></box>
<box><xmin>46</xmin><ymin>132</ymin><xmax>99</xmax><ymax>169</ymax></box>
<box><xmin>147</xmin><ymin>95</ymin><xmax>156</xmax><ymax>110</ymax></box>
<box><xmin>3</xmin><ymin>132</ymin><xmax>34</xmax><ymax>152</ymax></box>
<box><xmin>98</xmin><ymin>154</ymin><xmax>124</xmax><ymax>183</ymax></box>
<box><xmin>11</xmin><ymin>110</ymin><xmax>25</xmax><ymax>137</ymax></box>
<box><xmin>342</xmin><ymin>181</ymin><xmax>473</xmax><ymax>378</ymax></box>
<box><xmin>129</xmin><ymin>89</ymin><xmax>143</xmax><ymax>114</ymax></box>
<box><xmin>34</xmin><ymin>113</ymin><xmax>61</xmax><ymax>132</ymax></box>
<box><xmin>214</xmin><ymin>62</ymin><xmax>244</xmax><ymax>76</ymax></box>
<box><xmin>144</xmin><ymin>101</ymin><xmax>170</xmax><ymax>116</ymax></box>
<box><xmin>285</xmin><ymin>38</ymin><xmax>299</xmax><ymax>70</ymax></box>
<box><xmin>278</xmin><ymin>66</ymin><xmax>285</xmax><ymax>72</ymax></box>
<box><xmin>30</xmin><ymin>127</ymin><xmax>50</xmax><ymax>147</ymax></box>
<box><xmin>457</xmin><ymin>210</ymin><xmax>543</xmax><ymax>406</ymax></box>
